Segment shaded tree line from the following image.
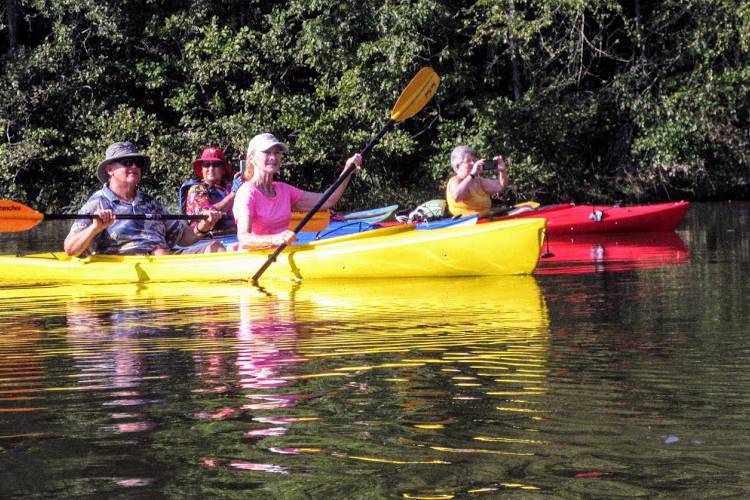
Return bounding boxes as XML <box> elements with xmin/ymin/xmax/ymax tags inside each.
<box><xmin>1</xmin><ymin>0</ymin><xmax>748</xmax><ymax>211</ymax></box>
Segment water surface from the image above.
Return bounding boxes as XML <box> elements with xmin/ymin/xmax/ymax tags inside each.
<box><xmin>1</xmin><ymin>202</ymin><xmax>749</xmax><ymax>498</ymax></box>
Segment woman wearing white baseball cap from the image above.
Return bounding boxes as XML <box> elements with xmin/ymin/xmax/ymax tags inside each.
<box><xmin>234</xmin><ymin>133</ymin><xmax>362</xmax><ymax>249</ymax></box>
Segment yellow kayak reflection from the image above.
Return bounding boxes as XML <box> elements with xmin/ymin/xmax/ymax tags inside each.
<box><xmin>2</xmin><ymin>276</ymin><xmax>549</xmax><ymax>416</ymax></box>
<box><xmin>1</xmin><ymin>275</ymin><xmax>552</xmax><ymax>487</ymax></box>
<box><xmin>0</xmin><ymin>276</ymin><xmax>548</xmax><ymax>335</ymax></box>
<box><xmin>1</xmin><ymin>276</ymin><xmax>549</xmax><ymax>396</ymax></box>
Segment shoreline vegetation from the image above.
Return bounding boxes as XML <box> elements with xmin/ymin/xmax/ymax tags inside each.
<box><xmin>2</xmin><ymin>1</ymin><xmax>748</xmax><ymax>213</ymax></box>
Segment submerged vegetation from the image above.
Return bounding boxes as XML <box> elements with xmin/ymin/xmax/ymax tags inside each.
<box><xmin>1</xmin><ymin>0</ymin><xmax>748</xmax><ymax>211</ymax></box>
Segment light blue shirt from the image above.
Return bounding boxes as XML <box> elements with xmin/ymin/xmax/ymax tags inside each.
<box><xmin>68</xmin><ymin>185</ymin><xmax>186</xmax><ymax>255</ymax></box>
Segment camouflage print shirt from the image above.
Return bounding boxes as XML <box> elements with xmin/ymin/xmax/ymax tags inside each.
<box><xmin>68</xmin><ymin>185</ymin><xmax>186</xmax><ymax>255</ymax></box>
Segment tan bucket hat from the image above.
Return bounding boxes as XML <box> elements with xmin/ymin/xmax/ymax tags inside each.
<box><xmin>96</xmin><ymin>142</ymin><xmax>151</xmax><ymax>184</ymax></box>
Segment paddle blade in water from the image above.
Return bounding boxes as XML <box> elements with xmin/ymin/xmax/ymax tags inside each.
<box><xmin>0</xmin><ymin>200</ymin><xmax>44</xmax><ymax>232</ymax></box>
<box><xmin>389</xmin><ymin>67</ymin><xmax>440</xmax><ymax>122</ymax></box>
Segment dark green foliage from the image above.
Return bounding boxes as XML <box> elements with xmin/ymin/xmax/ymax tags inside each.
<box><xmin>1</xmin><ymin>0</ymin><xmax>748</xmax><ymax>211</ymax></box>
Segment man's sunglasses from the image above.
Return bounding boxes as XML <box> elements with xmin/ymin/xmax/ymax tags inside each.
<box><xmin>119</xmin><ymin>158</ymin><xmax>146</xmax><ymax>168</ymax></box>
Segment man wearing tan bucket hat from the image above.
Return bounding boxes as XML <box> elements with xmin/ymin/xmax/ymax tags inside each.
<box><xmin>64</xmin><ymin>141</ymin><xmax>225</xmax><ymax>257</ymax></box>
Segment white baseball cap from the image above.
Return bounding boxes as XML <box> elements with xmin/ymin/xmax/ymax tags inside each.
<box><xmin>247</xmin><ymin>133</ymin><xmax>288</xmax><ymax>155</ymax></box>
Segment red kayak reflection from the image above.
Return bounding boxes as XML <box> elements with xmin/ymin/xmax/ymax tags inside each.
<box><xmin>535</xmin><ymin>231</ymin><xmax>689</xmax><ymax>275</ymax></box>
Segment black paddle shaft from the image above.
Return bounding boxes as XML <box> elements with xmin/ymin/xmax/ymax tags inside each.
<box><xmin>43</xmin><ymin>213</ymin><xmax>208</xmax><ymax>221</ymax></box>
<box><xmin>251</xmin><ymin>120</ymin><xmax>396</xmax><ymax>282</ymax></box>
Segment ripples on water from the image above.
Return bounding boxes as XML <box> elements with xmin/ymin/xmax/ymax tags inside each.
<box><xmin>1</xmin><ymin>203</ymin><xmax>750</xmax><ymax>498</ymax></box>
<box><xmin>1</xmin><ymin>278</ymin><xmax>553</xmax><ymax>497</ymax></box>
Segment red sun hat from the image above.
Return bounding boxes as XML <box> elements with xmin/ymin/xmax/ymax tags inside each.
<box><xmin>193</xmin><ymin>146</ymin><xmax>233</xmax><ymax>179</ymax></box>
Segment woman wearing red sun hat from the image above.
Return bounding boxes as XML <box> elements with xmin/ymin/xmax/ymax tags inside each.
<box><xmin>185</xmin><ymin>146</ymin><xmax>236</xmax><ymax>233</ymax></box>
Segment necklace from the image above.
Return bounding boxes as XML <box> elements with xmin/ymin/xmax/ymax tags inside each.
<box><xmin>254</xmin><ymin>182</ymin><xmax>275</xmax><ymax>197</ymax></box>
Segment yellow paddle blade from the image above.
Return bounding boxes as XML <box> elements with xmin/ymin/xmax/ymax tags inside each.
<box><xmin>0</xmin><ymin>200</ymin><xmax>44</xmax><ymax>232</ymax></box>
<box><xmin>289</xmin><ymin>210</ymin><xmax>330</xmax><ymax>232</ymax></box>
<box><xmin>389</xmin><ymin>67</ymin><xmax>440</xmax><ymax>122</ymax></box>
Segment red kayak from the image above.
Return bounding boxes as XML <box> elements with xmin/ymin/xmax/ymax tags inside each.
<box><xmin>487</xmin><ymin>201</ymin><xmax>689</xmax><ymax>234</ymax></box>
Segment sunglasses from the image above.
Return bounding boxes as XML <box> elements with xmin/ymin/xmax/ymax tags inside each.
<box><xmin>119</xmin><ymin>158</ymin><xmax>146</xmax><ymax>168</ymax></box>
<box><xmin>202</xmin><ymin>161</ymin><xmax>225</xmax><ymax>169</ymax></box>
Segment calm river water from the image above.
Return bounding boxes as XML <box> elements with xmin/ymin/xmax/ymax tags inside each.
<box><xmin>1</xmin><ymin>202</ymin><xmax>748</xmax><ymax>498</ymax></box>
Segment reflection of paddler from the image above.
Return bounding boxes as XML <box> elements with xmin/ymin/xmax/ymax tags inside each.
<box><xmin>63</xmin><ymin>300</ymin><xmax>158</xmax><ymax>436</ymax></box>
<box><xmin>235</xmin><ymin>290</ymin><xmax>303</xmax><ymax>392</ymax></box>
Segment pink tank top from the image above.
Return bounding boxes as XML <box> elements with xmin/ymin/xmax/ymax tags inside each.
<box><xmin>234</xmin><ymin>181</ymin><xmax>304</xmax><ymax>234</ymax></box>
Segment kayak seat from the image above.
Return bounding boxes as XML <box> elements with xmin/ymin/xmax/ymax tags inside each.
<box><xmin>178</xmin><ymin>180</ymin><xmax>200</xmax><ymax>214</ymax></box>
<box><xmin>396</xmin><ymin>199</ymin><xmax>447</xmax><ymax>223</ymax></box>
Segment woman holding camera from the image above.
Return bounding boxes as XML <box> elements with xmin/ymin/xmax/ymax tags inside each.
<box><xmin>445</xmin><ymin>144</ymin><xmax>508</xmax><ymax>217</ymax></box>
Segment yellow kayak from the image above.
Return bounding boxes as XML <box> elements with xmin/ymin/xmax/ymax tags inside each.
<box><xmin>0</xmin><ymin>218</ymin><xmax>546</xmax><ymax>284</ymax></box>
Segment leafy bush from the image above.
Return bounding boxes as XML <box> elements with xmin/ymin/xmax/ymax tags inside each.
<box><xmin>1</xmin><ymin>0</ymin><xmax>748</xmax><ymax>212</ymax></box>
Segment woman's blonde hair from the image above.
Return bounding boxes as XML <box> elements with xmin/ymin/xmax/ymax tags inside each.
<box><xmin>243</xmin><ymin>151</ymin><xmax>255</xmax><ymax>181</ymax></box>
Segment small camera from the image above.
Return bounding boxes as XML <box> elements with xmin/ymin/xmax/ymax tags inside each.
<box><xmin>482</xmin><ymin>159</ymin><xmax>498</xmax><ymax>170</ymax></box>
